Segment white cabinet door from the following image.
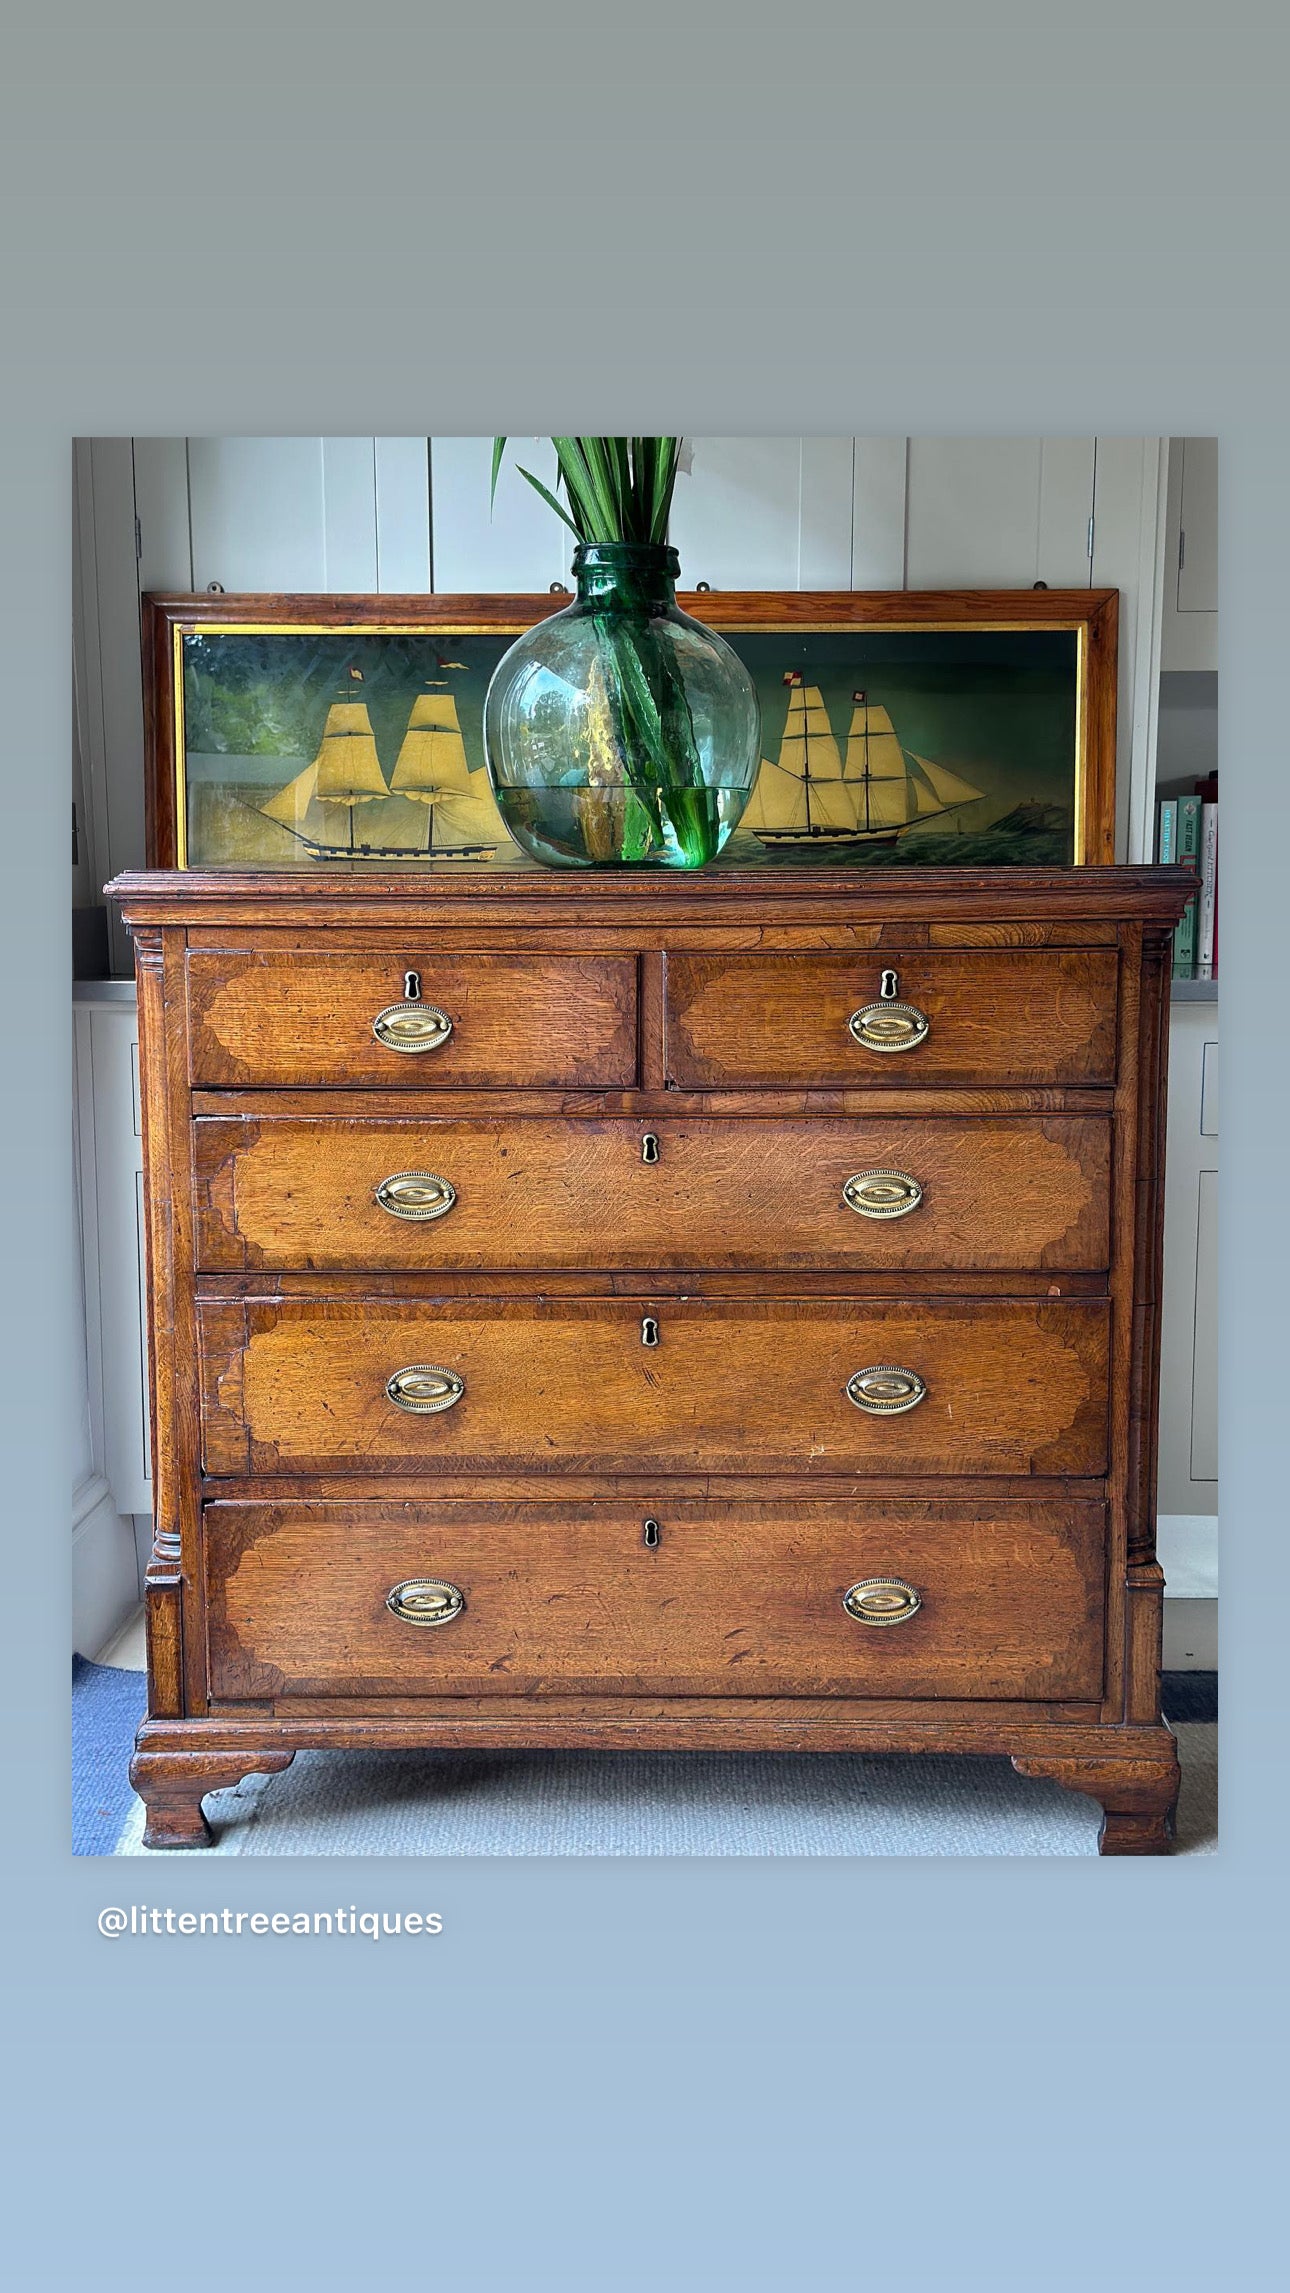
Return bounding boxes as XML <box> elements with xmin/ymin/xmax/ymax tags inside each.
<box><xmin>905</xmin><ymin>437</ymin><xmax>1095</xmax><ymax>588</ymax></box>
<box><xmin>1160</xmin><ymin>437</ymin><xmax>1218</xmax><ymax>672</ymax></box>
<box><xmin>1090</xmin><ymin>437</ymin><xmax>1168</xmax><ymax>863</ymax></box>
<box><xmin>1177</xmin><ymin>437</ymin><xmax>1218</xmax><ymax>615</ymax></box>
<box><xmin>430</xmin><ymin>437</ymin><xmax>568</xmax><ymax>592</ymax></box>
<box><xmin>74</xmin><ymin>988</ymin><xmax>151</xmax><ymax>1519</ymax></box>
<box><xmin>669</xmin><ymin>437</ymin><xmax>854</xmax><ymax>590</ymax></box>
<box><xmin>1158</xmin><ymin>1001</ymin><xmax>1218</xmax><ymax>1518</ymax></box>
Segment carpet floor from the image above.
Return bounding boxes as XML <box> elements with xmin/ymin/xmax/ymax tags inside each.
<box><xmin>77</xmin><ymin>1661</ymin><xmax>1216</xmax><ymax>1858</ymax></box>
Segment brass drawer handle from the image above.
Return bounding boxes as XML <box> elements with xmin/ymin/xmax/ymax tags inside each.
<box><xmin>843</xmin><ymin>1169</ymin><xmax>924</xmax><ymax>1220</ymax></box>
<box><xmin>372</xmin><ymin>1002</ymin><xmax>453</xmax><ymax>1053</ymax></box>
<box><xmin>375</xmin><ymin>1171</ymin><xmax>458</xmax><ymax>1222</ymax></box>
<box><xmin>846</xmin><ymin>1364</ymin><xmax>927</xmax><ymax>1415</ymax></box>
<box><xmin>386</xmin><ymin>1364</ymin><xmax>464</xmax><ymax>1414</ymax></box>
<box><xmin>387</xmin><ymin>1578</ymin><xmax>465</xmax><ymax>1627</ymax></box>
<box><xmin>843</xmin><ymin>1577</ymin><xmax>922</xmax><ymax>1626</ymax></box>
<box><xmin>848</xmin><ymin>1000</ymin><xmax>929</xmax><ymax>1054</ymax></box>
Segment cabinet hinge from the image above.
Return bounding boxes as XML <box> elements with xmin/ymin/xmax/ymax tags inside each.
<box><xmin>1086</xmin><ymin>514</ymin><xmax>1095</xmax><ymax>562</ymax></box>
<box><xmin>135</xmin><ymin>514</ymin><xmax>142</xmax><ymax>563</ymax></box>
<box><xmin>1179</xmin><ymin>527</ymin><xmax>1186</xmax><ymax>572</ymax></box>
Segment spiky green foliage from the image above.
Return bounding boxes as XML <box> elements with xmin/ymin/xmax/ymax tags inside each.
<box><xmin>491</xmin><ymin>436</ymin><xmax>682</xmax><ymax>546</ymax></box>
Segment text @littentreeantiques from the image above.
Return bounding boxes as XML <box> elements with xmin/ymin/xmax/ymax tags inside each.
<box><xmin>98</xmin><ymin>1904</ymin><xmax>443</xmax><ymax>1940</ymax></box>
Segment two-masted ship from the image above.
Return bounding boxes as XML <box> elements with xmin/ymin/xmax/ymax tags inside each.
<box><xmin>259</xmin><ymin>682</ymin><xmax>507</xmax><ymax>860</ymax></box>
<box><xmin>741</xmin><ymin>680</ymin><xmax>985</xmax><ymax>848</ymax></box>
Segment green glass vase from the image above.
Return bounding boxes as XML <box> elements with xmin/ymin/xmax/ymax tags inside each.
<box><xmin>483</xmin><ymin>542</ymin><xmax>761</xmax><ymax>868</ymax></box>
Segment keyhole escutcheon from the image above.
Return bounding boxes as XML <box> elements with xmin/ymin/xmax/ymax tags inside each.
<box><xmin>641</xmin><ymin>1316</ymin><xmax>660</xmax><ymax>1348</ymax></box>
<box><xmin>643</xmin><ymin>1518</ymin><xmax>661</xmax><ymax>1549</ymax></box>
<box><xmin>880</xmin><ymin>968</ymin><xmax>899</xmax><ymax>1002</ymax></box>
<box><xmin>641</xmin><ymin>1133</ymin><xmax>660</xmax><ymax>1164</ymax></box>
<box><xmin>404</xmin><ymin>970</ymin><xmax>422</xmax><ymax>1001</ymax></box>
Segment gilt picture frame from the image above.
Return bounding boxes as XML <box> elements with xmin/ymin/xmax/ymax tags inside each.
<box><xmin>143</xmin><ymin>589</ymin><xmax>1117</xmax><ymax>870</ymax></box>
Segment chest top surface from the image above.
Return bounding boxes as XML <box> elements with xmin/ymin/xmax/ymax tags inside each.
<box><xmin>108</xmin><ymin>863</ymin><xmax>1193</xmax><ymax>932</ymax></box>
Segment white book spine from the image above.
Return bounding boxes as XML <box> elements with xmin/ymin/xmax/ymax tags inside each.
<box><xmin>1197</xmin><ymin>802</ymin><xmax>1218</xmax><ymax>977</ymax></box>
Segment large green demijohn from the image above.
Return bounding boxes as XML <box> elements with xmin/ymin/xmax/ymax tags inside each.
<box><xmin>482</xmin><ymin>440</ymin><xmax>760</xmax><ymax>869</ymax></box>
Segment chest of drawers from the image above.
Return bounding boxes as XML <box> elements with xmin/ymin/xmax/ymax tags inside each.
<box><xmin>110</xmin><ymin>863</ymin><xmax>1191</xmax><ymax>1853</ymax></box>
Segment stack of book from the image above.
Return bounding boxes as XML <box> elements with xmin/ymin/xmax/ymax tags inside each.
<box><xmin>1158</xmin><ymin>771</ymin><xmax>1217</xmax><ymax>982</ymax></box>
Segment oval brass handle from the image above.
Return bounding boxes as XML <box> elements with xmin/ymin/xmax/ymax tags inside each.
<box><xmin>842</xmin><ymin>1169</ymin><xmax>924</xmax><ymax>1221</ymax></box>
<box><xmin>843</xmin><ymin>1577</ymin><xmax>922</xmax><ymax>1626</ymax></box>
<box><xmin>386</xmin><ymin>1578</ymin><xmax>465</xmax><ymax>1628</ymax></box>
<box><xmin>375</xmin><ymin>1171</ymin><xmax>458</xmax><ymax>1222</ymax></box>
<box><xmin>372</xmin><ymin>1002</ymin><xmax>453</xmax><ymax>1054</ymax></box>
<box><xmin>848</xmin><ymin>1000</ymin><xmax>929</xmax><ymax>1054</ymax></box>
<box><xmin>386</xmin><ymin>1364</ymin><xmax>464</xmax><ymax>1414</ymax></box>
<box><xmin>846</xmin><ymin>1364</ymin><xmax>927</xmax><ymax>1416</ymax></box>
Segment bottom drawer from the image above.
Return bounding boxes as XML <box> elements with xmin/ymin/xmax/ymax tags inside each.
<box><xmin>204</xmin><ymin>1496</ymin><xmax>1105</xmax><ymax>1703</ymax></box>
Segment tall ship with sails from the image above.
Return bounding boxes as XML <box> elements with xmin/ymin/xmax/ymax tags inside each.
<box><xmin>259</xmin><ymin>680</ymin><xmax>508</xmax><ymax>860</ymax></box>
<box><xmin>741</xmin><ymin>679</ymin><xmax>985</xmax><ymax>848</ymax></box>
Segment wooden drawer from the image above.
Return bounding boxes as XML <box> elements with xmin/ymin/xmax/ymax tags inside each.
<box><xmin>193</xmin><ymin>1113</ymin><xmax>1112</xmax><ymax>1273</ymax></box>
<box><xmin>204</xmin><ymin>1495</ymin><xmax>1106</xmax><ymax>1703</ymax></box>
<box><xmin>185</xmin><ymin>949</ymin><xmax>637</xmax><ymax>1088</ymax></box>
<box><xmin>198</xmin><ymin>1295</ymin><xmax>1109</xmax><ymax>1478</ymax></box>
<box><xmin>664</xmin><ymin>949</ymin><xmax>1119</xmax><ymax>1087</ymax></box>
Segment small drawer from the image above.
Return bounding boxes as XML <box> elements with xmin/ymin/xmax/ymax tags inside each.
<box><xmin>192</xmin><ymin>1113</ymin><xmax>1112</xmax><ymax>1273</ymax></box>
<box><xmin>197</xmin><ymin>1295</ymin><xmax>1110</xmax><ymax>1479</ymax></box>
<box><xmin>204</xmin><ymin>1494</ymin><xmax>1106</xmax><ymax>1703</ymax></box>
<box><xmin>185</xmin><ymin>949</ymin><xmax>637</xmax><ymax>1088</ymax></box>
<box><xmin>664</xmin><ymin>949</ymin><xmax>1119</xmax><ymax>1088</ymax></box>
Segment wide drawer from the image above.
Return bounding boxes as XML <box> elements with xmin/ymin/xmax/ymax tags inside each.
<box><xmin>204</xmin><ymin>1495</ymin><xmax>1106</xmax><ymax>1702</ymax></box>
<box><xmin>198</xmin><ymin>1296</ymin><xmax>1109</xmax><ymax>1478</ymax></box>
<box><xmin>665</xmin><ymin>949</ymin><xmax>1119</xmax><ymax>1087</ymax></box>
<box><xmin>192</xmin><ymin>1112</ymin><xmax>1112</xmax><ymax>1273</ymax></box>
<box><xmin>185</xmin><ymin>949</ymin><xmax>637</xmax><ymax>1088</ymax></box>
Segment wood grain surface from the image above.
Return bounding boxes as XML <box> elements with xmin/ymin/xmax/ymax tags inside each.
<box><xmin>191</xmin><ymin>1113</ymin><xmax>1112</xmax><ymax>1273</ymax></box>
<box><xmin>197</xmin><ymin>1294</ymin><xmax>1110</xmax><ymax>1479</ymax></box>
<box><xmin>108</xmin><ymin>860</ymin><xmax>1192</xmax><ymax>1852</ymax></box>
<box><xmin>204</xmin><ymin>1494</ymin><xmax>1106</xmax><ymax>1703</ymax></box>
<box><xmin>665</xmin><ymin>949</ymin><xmax>1119</xmax><ymax>1087</ymax></box>
<box><xmin>185</xmin><ymin>949</ymin><xmax>638</xmax><ymax>1088</ymax></box>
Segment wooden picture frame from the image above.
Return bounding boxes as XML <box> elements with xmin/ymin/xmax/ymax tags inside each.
<box><xmin>143</xmin><ymin>589</ymin><xmax>1117</xmax><ymax>870</ymax></box>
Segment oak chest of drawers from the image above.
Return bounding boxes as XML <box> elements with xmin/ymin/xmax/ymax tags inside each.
<box><xmin>111</xmin><ymin>863</ymin><xmax>1191</xmax><ymax>1853</ymax></box>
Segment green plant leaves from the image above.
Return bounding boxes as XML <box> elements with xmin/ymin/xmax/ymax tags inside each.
<box><xmin>490</xmin><ymin>436</ymin><xmax>682</xmax><ymax>546</ymax></box>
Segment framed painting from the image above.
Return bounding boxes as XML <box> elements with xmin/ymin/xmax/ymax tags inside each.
<box><xmin>143</xmin><ymin>589</ymin><xmax>1117</xmax><ymax>869</ymax></box>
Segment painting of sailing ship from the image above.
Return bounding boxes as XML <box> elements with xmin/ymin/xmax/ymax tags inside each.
<box><xmin>178</xmin><ymin>631</ymin><xmax>521</xmax><ymax>869</ymax></box>
<box><xmin>258</xmin><ymin>683</ymin><xmax>506</xmax><ymax>860</ymax></box>
<box><xmin>742</xmin><ymin>680</ymin><xmax>986</xmax><ymax>850</ymax></box>
<box><xmin>724</xmin><ymin>626</ymin><xmax>1083</xmax><ymax>867</ymax></box>
<box><xmin>163</xmin><ymin>603</ymin><xmax>1097</xmax><ymax>871</ymax></box>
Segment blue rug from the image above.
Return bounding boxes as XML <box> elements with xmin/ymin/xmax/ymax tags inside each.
<box><xmin>72</xmin><ymin>1657</ymin><xmax>147</xmax><ymax>1856</ymax></box>
<box><xmin>1161</xmin><ymin>1670</ymin><xmax>1217</xmax><ymax>1722</ymax></box>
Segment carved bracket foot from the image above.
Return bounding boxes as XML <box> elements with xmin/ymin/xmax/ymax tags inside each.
<box><xmin>1012</xmin><ymin>1746</ymin><xmax>1180</xmax><ymax>1856</ymax></box>
<box><xmin>129</xmin><ymin>1748</ymin><xmax>296</xmax><ymax>1849</ymax></box>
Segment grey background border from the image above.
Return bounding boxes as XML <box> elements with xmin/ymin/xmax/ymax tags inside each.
<box><xmin>4</xmin><ymin>5</ymin><xmax>1285</xmax><ymax>2283</ymax></box>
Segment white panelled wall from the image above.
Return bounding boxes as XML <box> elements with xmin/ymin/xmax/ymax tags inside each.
<box><xmin>72</xmin><ymin>433</ymin><xmax>1214</xmax><ymax>1657</ymax></box>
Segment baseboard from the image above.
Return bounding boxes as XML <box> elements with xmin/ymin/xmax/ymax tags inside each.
<box><xmin>1163</xmin><ymin>1597</ymin><xmax>1218</xmax><ymax>1670</ymax></box>
<box><xmin>73</xmin><ymin>1477</ymin><xmax>141</xmax><ymax>1658</ymax></box>
<box><xmin>1157</xmin><ymin>1513</ymin><xmax>1218</xmax><ymax>1599</ymax></box>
